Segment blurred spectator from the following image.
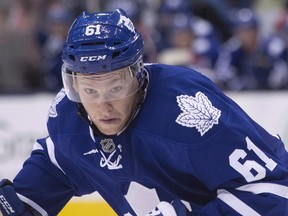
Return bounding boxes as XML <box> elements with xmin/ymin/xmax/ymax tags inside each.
<box><xmin>38</xmin><ymin>1</ymin><xmax>74</xmax><ymax>92</ymax></box>
<box><xmin>157</xmin><ymin>13</ymin><xmax>195</xmax><ymax>67</ymax></box>
<box><xmin>273</xmin><ymin>0</ymin><xmax>288</xmax><ymax>33</ymax></box>
<box><xmin>154</xmin><ymin>0</ymin><xmax>192</xmax><ymax>51</ymax></box>
<box><xmin>214</xmin><ymin>8</ymin><xmax>288</xmax><ymax>90</ymax></box>
<box><xmin>191</xmin><ymin>17</ymin><xmax>221</xmax><ymax>70</ymax></box>
<box><xmin>157</xmin><ymin>13</ymin><xmax>221</xmax><ymax>82</ymax></box>
<box><xmin>0</xmin><ymin>0</ymin><xmax>42</xmax><ymax>93</ymax></box>
<box><xmin>264</xmin><ymin>34</ymin><xmax>288</xmax><ymax>89</ymax></box>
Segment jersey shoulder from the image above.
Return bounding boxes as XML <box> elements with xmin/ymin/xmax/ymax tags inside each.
<box><xmin>145</xmin><ymin>63</ymin><xmax>218</xmax><ymax>92</ymax></box>
<box><xmin>138</xmin><ymin>64</ymin><xmax>232</xmax><ymax>143</ymax></box>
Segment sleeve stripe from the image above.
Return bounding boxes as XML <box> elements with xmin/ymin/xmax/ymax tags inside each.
<box><xmin>217</xmin><ymin>189</ymin><xmax>261</xmax><ymax>216</ymax></box>
<box><xmin>32</xmin><ymin>142</ymin><xmax>44</xmax><ymax>151</ymax></box>
<box><xmin>17</xmin><ymin>193</ymin><xmax>48</xmax><ymax>216</ymax></box>
<box><xmin>46</xmin><ymin>137</ymin><xmax>66</xmax><ymax>174</ymax></box>
<box><xmin>236</xmin><ymin>183</ymin><xmax>288</xmax><ymax>199</ymax></box>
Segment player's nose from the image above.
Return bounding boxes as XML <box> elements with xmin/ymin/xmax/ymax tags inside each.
<box><xmin>96</xmin><ymin>101</ymin><xmax>113</xmax><ymax>114</ymax></box>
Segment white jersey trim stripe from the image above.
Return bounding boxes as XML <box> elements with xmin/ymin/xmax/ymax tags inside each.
<box><xmin>89</xmin><ymin>125</ymin><xmax>95</xmax><ymax>142</ymax></box>
<box><xmin>17</xmin><ymin>193</ymin><xmax>48</xmax><ymax>216</ymax></box>
<box><xmin>32</xmin><ymin>142</ymin><xmax>44</xmax><ymax>151</ymax></box>
<box><xmin>217</xmin><ymin>189</ymin><xmax>261</xmax><ymax>216</ymax></box>
<box><xmin>46</xmin><ymin>137</ymin><xmax>65</xmax><ymax>174</ymax></box>
<box><xmin>237</xmin><ymin>183</ymin><xmax>288</xmax><ymax>199</ymax></box>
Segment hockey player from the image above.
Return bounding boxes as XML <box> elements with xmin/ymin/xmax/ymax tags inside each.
<box><xmin>1</xmin><ymin>8</ymin><xmax>288</xmax><ymax>216</ymax></box>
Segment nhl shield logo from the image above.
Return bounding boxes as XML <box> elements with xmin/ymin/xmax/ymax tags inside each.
<box><xmin>176</xmin><ymin>92</ymin><xmax>221</xmax><ymax>136</ymax></box>
<box><xmin>100</xmin><ymin>138</ymin><xmax>116</xmax><ymax>153</ymax></box>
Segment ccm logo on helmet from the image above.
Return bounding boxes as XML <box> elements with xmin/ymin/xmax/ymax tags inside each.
<box><xmin>80</xmin><ymin>55</ymin><xmax>107</xmax><ymax>62</ymax></box>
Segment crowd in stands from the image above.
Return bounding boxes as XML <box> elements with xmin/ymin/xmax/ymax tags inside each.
<box><xmin>1</xmin><ymin>0</ymin><xmax>288</xmax><ymax>93</ymax></box>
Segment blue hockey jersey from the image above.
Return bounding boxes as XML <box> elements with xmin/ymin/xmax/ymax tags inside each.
<box><xmin>13</xmin><ymin>64</ymin><xmax>288</xmax><ymax>215</ymax></box>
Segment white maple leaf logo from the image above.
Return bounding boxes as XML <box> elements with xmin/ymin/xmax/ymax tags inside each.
<box><xmin>176</xmin><ymin>92</ymin><xmax>221</xmax><ymax>136</ymax></box>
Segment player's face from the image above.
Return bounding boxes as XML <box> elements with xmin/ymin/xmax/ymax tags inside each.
<box><xmin>75</xmin><ymin>69</ymin><xmax>140</xmax><ymax>135</ymax></box>
<box><xmin>82</xmin><ymin>93</ymin><xmax>138</xmax><ymax>135</ymax></box>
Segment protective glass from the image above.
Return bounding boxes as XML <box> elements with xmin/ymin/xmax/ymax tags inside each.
<box><xmin>62</xmin><ymin>60</ymin><xmax>143</xmax><ymax>103</ymax></box>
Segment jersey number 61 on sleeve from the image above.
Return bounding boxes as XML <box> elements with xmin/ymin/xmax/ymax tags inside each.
<box><xmin>229</xmin><ymin>137</ymin><xmax>277</xmax><ymax>182</ymax></box>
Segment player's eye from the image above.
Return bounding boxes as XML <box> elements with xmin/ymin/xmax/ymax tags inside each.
<box><xmin>84</xmin><ymin>88</ymin><xmax>98</xmax><ymax>94</ymax></box>
<box><xmin>110</xmin><ymin>86</ymin><xmax>123</xmax><ymax>93</ymax></box>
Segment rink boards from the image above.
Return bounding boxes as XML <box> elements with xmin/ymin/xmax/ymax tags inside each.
<box><xmin>59</xmin><ymin>197</ymin><xmax>116</xmax><ymax>215</ymax></box>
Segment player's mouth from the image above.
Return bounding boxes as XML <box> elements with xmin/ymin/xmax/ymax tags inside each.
<box><xmin>99</xmin><ymin>118</ymin><xmax>121</xmax><ymax>124</ymax></box>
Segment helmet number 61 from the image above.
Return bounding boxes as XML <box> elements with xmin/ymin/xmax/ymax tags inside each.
<box><xmin>229</xmin><ymin>137</ymin><xmax>277</xmax><ymax>182</ymax></box>
<box><xmin>85</xmin><ymin>25</ymin><xmax>101</xmax><ymax>36</ymax></box>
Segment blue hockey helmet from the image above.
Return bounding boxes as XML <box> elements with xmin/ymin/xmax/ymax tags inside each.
<box><xmin>62</xmin><ymin>9</ymin><xmax>145</xmax><ymax>103</ymax></box>
<box><xmin>62</xmin><ymin>8</ymin><xmax>143</xmax><ymax>73</ymax></box>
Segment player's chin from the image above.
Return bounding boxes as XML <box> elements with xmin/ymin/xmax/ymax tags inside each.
<box><xmin>100</xmin><ymin>128</ymin><xmax>122</xmax><ymax>136</ymax></box>
<box><xmin>98</xmin><ymin>122</ymin><xmax>124</xmax><ymax>135</ymax></box>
